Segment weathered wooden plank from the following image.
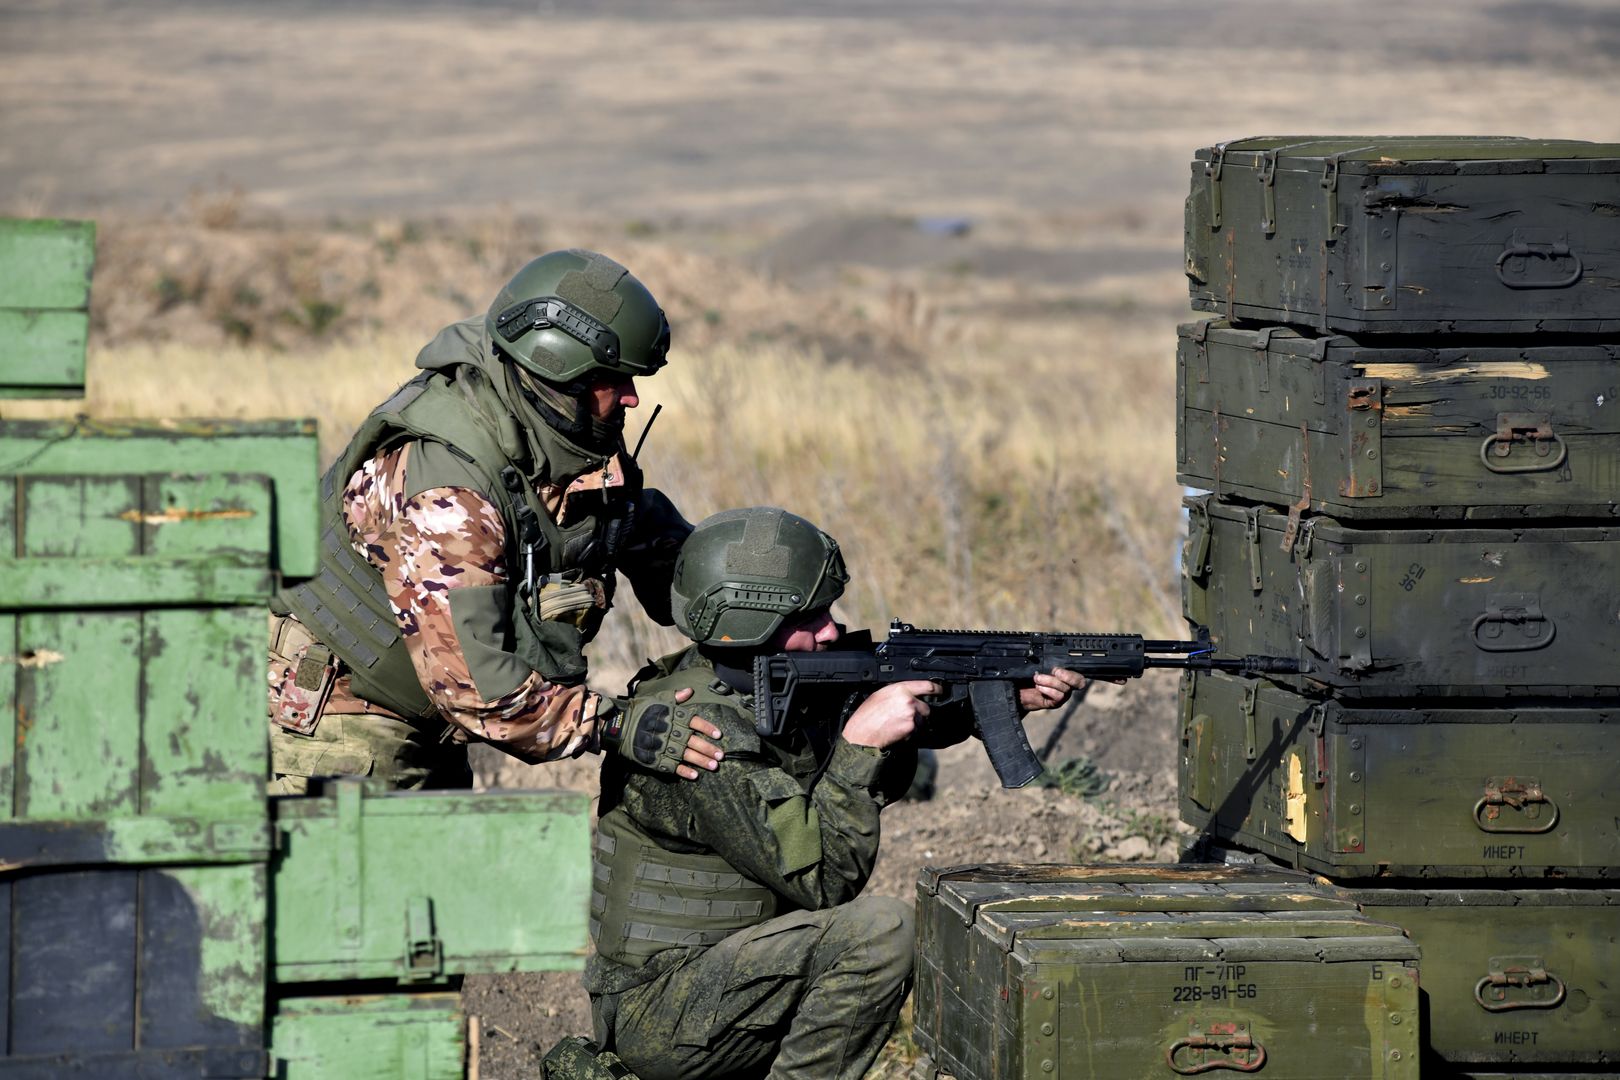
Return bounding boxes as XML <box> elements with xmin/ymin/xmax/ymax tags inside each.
<box><xmin>0</xmin><ymin>219</ymin><xmax>95</xmax><ymax>310</ymax></box>
<box><xmin>269</xmin><ymin>993</ymin><xmax>466</xmax><ymax>1080</ymax></box>
<box><xmin>0</xmin><ymin>310</ymin><xmax>87</xmax><ymax>394</ymax></box>
<box><xmin>13</xmin><ymin>612</ymin><xmax>142</xmax><ymax>819</ymax></box>
<box><xmin>0</xmin><ymin>614</ymin><xmax>15</xmax><ymax>818</ymax></box>
<box><xmin>19</xmin><ymin>475</ymin><xmax>142</xmax><ymax>558</ymax></box>
<box><xmin>139</xmin><ymin>865</ymin><xmax>265</xmax><ymax>1049</ymax></box>
<box><xmin>0</xmin><ymin>421</ymin><xmax>320</xmax><ymax>577</ymax></box>
<box><xmin>139</xmin><ymin>474</ymin><xmax>273</xmax><ymax>559</ymax></box>
<box><xmin>141</xmin><ymin>607</ymin><xmax>266</xmax><ymax>821</ymax></box>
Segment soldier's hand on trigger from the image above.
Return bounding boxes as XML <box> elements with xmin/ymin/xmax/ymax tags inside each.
<box><xmin>1017</xmin><ymin>667</ymin><xmax>1089</xmax><ymax>714</ymax></box>
<box><xmin>842</xmin><ymin>680</ymin><xmax>939</xmax><ymax>749</ymax></box>
<box><xmin>601</xmin><ymin>687</ymin><xmax>725</xmax><ymax>781</ymax></box>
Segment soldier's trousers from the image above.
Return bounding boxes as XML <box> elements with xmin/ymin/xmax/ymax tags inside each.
<box><xmin>267</xmin><ymin>712</ymin><xmax>472</xmax><ymax>794</ymax></box>
<box><xmin>595</xmin><ymin>896</ymin><xmax>915</xmax><ymax>1080</ymax></box>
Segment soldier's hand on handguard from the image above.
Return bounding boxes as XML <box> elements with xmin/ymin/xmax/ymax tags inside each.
<box><xmin>1017</xmin><ymin>668</ymin><xmax>1088</xmax><ymax>714</ymax></box>
<box><xmin>842</xmin><ymin>680</ymin><xmax>940</xmax><ymax>749</ymax></box>
<box><xmin>601</xmin><ymin>687</ymin><xmax>725</xmax><ymax>781</ymax></box>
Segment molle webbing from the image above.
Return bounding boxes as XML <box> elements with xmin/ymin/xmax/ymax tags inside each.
<box><xmin>280</xmin><ymin>523</ymin><xmax>435</xmax><ymax>721</ymax></box>
<box><xmin>591</xmin><ymin>812</ymin><xmax>778</xmax><ymax>967</ymax></box>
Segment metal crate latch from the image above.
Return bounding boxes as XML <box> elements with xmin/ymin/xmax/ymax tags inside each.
<box><xmin>403</xmin><ymin>895</ymin><xmax>445</xmax><ymax>983</ymax></box>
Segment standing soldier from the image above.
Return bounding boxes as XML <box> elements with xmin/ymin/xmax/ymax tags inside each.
<box><xmin>266</xmin><ymin>250</ymin><xmax>722</xmax><ymax>792</ymax></box>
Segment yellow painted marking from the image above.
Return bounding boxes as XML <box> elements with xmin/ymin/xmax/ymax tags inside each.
<box><xmin>1285</xmin><ymin>751</ymin><xmax>1309</xmax><ymax>843</ymax></box>
<box><xmin>119</xmin><ymin>507</ymin><xmax>255</xmax><ymax>525</ymax></box>
<box><xmin>1458</xmin><ymin>576</ymin><xmax>1495</xmax><ymax>584</ymax></box>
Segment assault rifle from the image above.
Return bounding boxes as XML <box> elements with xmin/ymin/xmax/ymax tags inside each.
<box><xmin>752</xmin><ymin>620</ymin><xmax>1303</xmax><ymax>789</ymax></box>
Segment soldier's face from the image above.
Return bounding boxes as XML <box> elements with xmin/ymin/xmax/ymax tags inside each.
<box><xmin>585</xmin><ymin>375</ymin><xmax>639</xmax><ymax>420</ymax></box>
<box><xmin>770</xmin><ymin>608</ymin><xmax>841</xmax><ymax>653</ymax></box>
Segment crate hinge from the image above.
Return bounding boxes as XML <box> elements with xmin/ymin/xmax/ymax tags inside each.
<box><xmin>1338</xmin><ymin>556</ymin><xmax>1373</xmax><ymax>672</ymax></box>
<box><xmin>1307</xmin><ymin>337</ymin><xmax>1332</xmax><ymax>405</ymax></box>
<box><xmin>1205</xmin><ymin>143</ymin><xmax>1228</xmax><ymax>230</ymax></box>
<box><xmin>1186</xmin><ymin>497</ymin><xmax>1212</xmax><ymax>582</ymax></box>
<box><xmin>1244</xmin><ymin>506</ymin><xmax>1263</xmax><ymax>593</ymax></box>
<box><xmin>1309</xmin><ymin>706</ymin><xmax>1328</xmax><ymax>786</ymax></box>
<box><xmin>1329</xmin><ymin>728</ymin><xmax>1367</xmax><ymax>854</ymax></box>
<box><xmin>1340</xmin><ymin>379</ymin><xmax>1384</xmax><ymax>499</ymax></box>
<box><xmin>1241</xmin><ymin>682</ymin><xmax>1259</xmax><ymax>762</ymax></box>
<box><xmin>1281</xmin><ymin>423</ymin><xmax>1312</xmax><ymax>556</ymax></box>
<box><xmin>1257</xmin><ymin>150</ymin><xmax>1280</xmax><ymax>236</ymax></box>
<box><xmin>1251</xmin><ymin>327</ymin><xmax>1275</xmax><ymax>392</ymax></box>
<box><xmin>1320</xmin><ymin>153</ymin><xmax>1354</xmax><ymax>240</ymax></box>
<box><xmin>1191</xmin><ymin>319</ymin><xmax>1212</xmax><ymax>384</ymax></box>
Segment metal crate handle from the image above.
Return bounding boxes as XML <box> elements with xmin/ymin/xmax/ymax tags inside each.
<box><xmin>1495</xmin><ymin>237</ymin><xmax>1583</xmax><ymax>290</ymax></box>
<box><xmin>1474</xmin><ymin>776</ymin><xmax>1559</xmax><ymax>834</ymax></box>
<box><xmin>1475</xmin><ymin>959</ymin><xmax>1567</xmax><ymax>1012</ymax></box>
<box><xmin>1480</xmin><ymin>414</ymin><xmax>1567</xmax><ymax>474</ymax></box>
<box><xmin>1168</xmin><ymin>1022</ymin><xmax>1267</xmax><ymax>1074</ymax></box>
<box><xmin>1470</xmin><ymin>593</ymin><xmax>1556</xmax><ymax>653</ymax></box>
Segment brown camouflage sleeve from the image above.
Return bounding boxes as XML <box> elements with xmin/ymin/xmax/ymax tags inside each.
<box><xmin>341</xmin><ymin>444</ymin><xmax>602</xmax><ymax>763</ymax></box>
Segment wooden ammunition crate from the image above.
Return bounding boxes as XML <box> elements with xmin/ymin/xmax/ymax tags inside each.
<box><xmin>1351</xmin><ymin>887</ymin><xmax>1620</xmax><ymax>1070</ymax></box>
<box><xmin>1184</xmin><ymin>137</ymin><xmax>1620</xmax><ymax>335</ymax></box>
<box><xmin>914</xmin><ymin>863</ymin><xmax>1420</xmax><ymax>1080</ymax></box>
<box><xmin>1180</xmin><ymin>670</ymin><xmax>1620</xmax><ymax>879</ymax></box>
<box><xmin>1183</xmin><ymin>495</ymin><xmax>1620</xmax><ymax>699</ymax></box>
<box><xmin>1177</xmin><ymin>320</ymin><xmax>1620</xmax><ymax>521</ymax></box>
<box><xmin>271</xmin><ymin>781</ymin><xmax>591</xmax><ymax>983</ymax></box>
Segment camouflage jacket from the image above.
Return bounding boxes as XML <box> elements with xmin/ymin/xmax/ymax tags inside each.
<box><xmin>584</xmin><ymin>646</ymin><xmax>918</xmax><ymax>996</ymax></box>
<box><xmin>274</xmin><ymin>317</ymin><xmax>689</xmax><ymax>763</ymax></box>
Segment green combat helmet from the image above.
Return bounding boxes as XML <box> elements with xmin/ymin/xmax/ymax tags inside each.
<box><xmin>672</xmin><ymin>507</ymin><xmax>849</xmax><ymax>647</ymax></box>
<box><xmin>486</xmin><ymin>249</ymin><xmax>671</xmax><ymax>384</ymax></box>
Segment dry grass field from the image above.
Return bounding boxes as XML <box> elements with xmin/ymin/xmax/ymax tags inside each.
<box><xmin>4</xmin><ymin>0</ymin><xmax>1620</xmax><ymax>1074</ymax></box>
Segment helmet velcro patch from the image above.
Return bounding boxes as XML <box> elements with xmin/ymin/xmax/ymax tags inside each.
<box><xmin>723</xmin><ymin>511</ymin><xmax>792</xmax><ymax>578</ymax></box>
<box><xmin>556</xmin><ymin>255</ymin><xmax>628</xmax><ymax>324</ymax></box>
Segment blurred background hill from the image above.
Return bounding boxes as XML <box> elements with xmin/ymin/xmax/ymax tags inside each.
<box><xmin>4</xmin><ymin>2</ymin><xmax>1618</xmax><ymax>1073</ymax></box>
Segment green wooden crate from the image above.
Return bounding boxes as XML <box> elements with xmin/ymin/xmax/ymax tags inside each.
<box><xmin>1180</xmin><ymin>670</ymin><xmax>1620</xmax><ymax>879</ymax></box>
<box><xmin>0</xmin><ymin>471</ymin><xmax>281</xmax><ymax>868</ymax></box>
<box><xmin>1177</xmin><ymin>320</ymin><xmax>1620</xmax><ymax>521</ymax></box>
<box><xmin>1184</xmin><ymin>137</ymin><xmax>1620</xmax><ymax>335</ymax></box>
<box><xmin>1183</xmin><ymin>495</ymin><xmax>1620</xmax><ymax>699</ymax></box>
<box><xmin>915</xmin><ymin>863</ymin><xmax>1421</xmax><ymax>1080</ymax></box>
<box><xmin>271</xmin><ymin>781</ymin><xmax>591</xmax><ymax>983</ymax></box>
<box><xmin>269</xmin><ymin>992</ymin><xmax>467</xmax><ymax>1080</ymax></box>
<box><xmin>1351</xmin><ymin>887</ymin><xmax>1620</xmax><ymax>1069</ymax></box>
<box><xmin>0</xmin><ymin>419</ymin><xmax>321</xmax><ymax>579</ymax></box>
<box><xmin>0</xmin><ymin>218</ymin><xmax>95</xmax><ymax>399</ymax></box>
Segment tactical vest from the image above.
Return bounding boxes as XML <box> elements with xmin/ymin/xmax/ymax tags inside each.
<box><xmin>591</xmin><ymin>668</ymin><xmax>780</xmax><ymax>967</ymax></box>
<box><xmin>278</xmin><ymin>364</ymin><xmax>638</xmax><ymax>722</ymax></box>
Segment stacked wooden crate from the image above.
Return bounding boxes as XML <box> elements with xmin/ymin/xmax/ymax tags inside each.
<box><xmin>0</xmin><ymin>219</ymin><xmax>590</xmax><ymax>1079</ymax></box>
<box><xmin>1177</xmin><ymin>137</ymin><xmax>1620</xmax><ymax>1078</ymax></box>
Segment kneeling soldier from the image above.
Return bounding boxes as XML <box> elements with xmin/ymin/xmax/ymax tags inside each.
<box><xmin>584</xmin><ymin>507</ymin><xmax>1083</xmax><ymax>1079</ymax></box>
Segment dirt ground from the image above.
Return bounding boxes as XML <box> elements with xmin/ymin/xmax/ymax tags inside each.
<box><xmin>5</xmin><ymin>2</ymin><xmax>1619</xmax><ymax>1076</ymax></box>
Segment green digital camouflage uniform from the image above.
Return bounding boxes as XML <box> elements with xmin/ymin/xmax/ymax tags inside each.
<box><xmin>267</xmin><ymin>251</ymin><xmax>689</xmax><ymax>792</ymax></box>
<box><xmin>585</xmin><ymin>647</ymin><xmax>924</xmax><ymax>1080</ymax></box>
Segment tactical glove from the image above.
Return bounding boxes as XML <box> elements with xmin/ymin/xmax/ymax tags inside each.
<box><xmin>598</xmin><ymin>697</ymin><xmax>696</xmax><ymax>776</ymax></box>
